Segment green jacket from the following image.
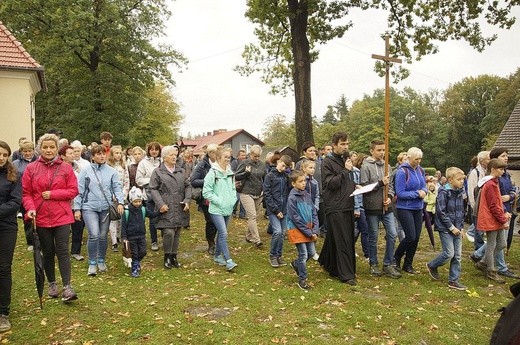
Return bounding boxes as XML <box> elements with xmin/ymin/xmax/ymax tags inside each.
<box><xmin>202</xmin><ymin>163</ymin><xmax>237</xmax><ymax>216</ymax></box>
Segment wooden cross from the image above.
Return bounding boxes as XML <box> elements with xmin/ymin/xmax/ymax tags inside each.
<box><xmin>372</xmin><ymin>36</ymin><xmax>402</xmax><ymax>210</ymax></box>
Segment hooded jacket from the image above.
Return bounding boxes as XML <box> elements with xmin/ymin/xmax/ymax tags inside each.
<box><xmin>360</xmin><ymin>156</ymin><xmax>394</xmax><ymax>213</ymax></box>
<box><xmin>263</xmin><ymin>168</ymin><xmax>291</xmax><ymax>216</ymax></box>
<box><xmin>434</xmin><ymin>184</ymin><xmax>465</xmax><ymax>233</ymax></box>
<box><xmin>394</xmin><ymin>162</ymin><xmax>427</xmax><ymax>210</ymax></box>
<box><xmin>477</xmin><ymin>176</ymin><xmax>508</xmax><ymax>231</ymax></box>
<box><xmin>202</xmin><ymin>162</ymin><xmax>237</xmax><ymax>216</ymax></box>
<box><xmin>136</xmin><ymin>156</ymin><xmax>161</xmax><ymax>200</ymax></box>
<box><xmin>23</xmin><ymin>156</ymin><xmax>78</xmax><ymax>228</ymax></box>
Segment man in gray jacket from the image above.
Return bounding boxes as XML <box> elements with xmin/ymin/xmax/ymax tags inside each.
<box><xmin>360</xmin><ymin>140</ymin><xmax>401</xmax><ymax>279</ymax></box>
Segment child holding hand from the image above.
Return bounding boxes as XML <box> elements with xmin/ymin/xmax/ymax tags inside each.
<box><xmin>287</xmin><ymin>171</ymin><xmax>319</xmax><ymax>290</ymax></box>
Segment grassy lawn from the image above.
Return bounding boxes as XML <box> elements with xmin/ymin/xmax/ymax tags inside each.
<box><xmin>1</xmin><ymin>205</ymin><xmax>517</xmax><ymax>344</ymax></box>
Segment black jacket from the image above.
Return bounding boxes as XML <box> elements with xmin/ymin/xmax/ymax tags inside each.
<box><xmin>321</xmin><ymin>153</ymin><xmax>356</xmax><ymax>214</ymax></box>
<box><xmin>0</xmin><ymin>167</ymin><xmax>22</xmax><ymax>232</ymax></box>
<box><xmin>121</xmin><ymin>204</ymin><xmax>157</xmax><ymax>239</ymax></box>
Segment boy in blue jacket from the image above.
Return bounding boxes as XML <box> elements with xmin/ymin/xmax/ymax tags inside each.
<box><xmin>426</xmin><ymin>167</ymin><xmax>467</xmax><ymax>290</ymax></box>
<box><xmin>263</xmin><ymin>155</ymin><xmax>293</xmax><ymax>268</ymax></box>
<box><xmin>121</xmin><ymin>187</ymin><xmax>157</xmax><ymax>277</ymax></box>
<box><xmin>287</xmin><ymin>171</ymin><xmax>319</xmax><ymax>290</ymax></box>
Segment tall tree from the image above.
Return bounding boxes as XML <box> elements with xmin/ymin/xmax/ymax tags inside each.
<box><xmin>0</xmin><ymin>0</ymin><xmax>186</xmax><ymax>144</ymax></box>
<box><xmin>238</xmin><ymin>0</ymin><xmax>518</xmax><ymax>152</ymax></box>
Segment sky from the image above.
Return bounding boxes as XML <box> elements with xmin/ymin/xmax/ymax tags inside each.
<box><xmin>166</xmin><ymin>1</ymin><xmax>520</xmax><ymax>139</ymax></box>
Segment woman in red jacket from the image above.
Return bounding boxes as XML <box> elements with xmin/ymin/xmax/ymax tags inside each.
<box><xmin>22</xmin><ymin>134</ymin><xmax>79</xmax><ymax>302</ymax></box>
<box><xmin>475</xmin><ymin>158</ymin><xmax>511</xmax><ymax>283</ymax></box>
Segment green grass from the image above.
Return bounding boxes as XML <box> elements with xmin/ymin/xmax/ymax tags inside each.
<box><xmin>1</xmin><ymin>207</ymin><xmax>517</xmax><ymax>344</ymax></box>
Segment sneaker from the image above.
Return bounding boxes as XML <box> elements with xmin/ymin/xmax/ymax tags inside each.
<box><xmin>72</xmin><ymin>254</ymin><xmax>84</xmax><ymax>261</ymax></box>
<box><xmin>369</xmin><ymin>265</ymin><xmax>382</xmax><ymax>276</ymax></box>
<box><xmin>469</xmin><ymin>254</ymin><xmax>480</xmax><ymax>264</ymax></box>
<box><xmin>277</xmin><ymin>257</ymin><xmax>287</xmax><ymax>266</ymax></box>
<box><xmin>448</xmin><ymin>281</ymin><xmax>467</xmax><ymax>291</ymax></box>
<box><xmin>48</xmin><ymin>282</ymin><xmax>59</xmax><ymax>298</ymax></box>
<box><xmin>402</xmin><ymin>266</ymin><xmax>417</xmax><ymax>275</ymax></box>
<box><xmin>131</xmin><ymin>264</ymin><xmax>140</xmax><ymax>278</ymax></box>
<box><xmin>62</xmin><ymin>285</ymin><xmax>78</xmax><ymax>302</ymax></box>
<box><xmin>87</xmin><ymin>264</ymin><xmax>97</xmax><ymax>276</ymax></box>
<box><xmin>0</xmin><ymin>314</ymin><xmax>11</xmax><ymax>332</ymax></box>
<box><xmin>226</xmin><ymin>259</ymin><xmax>238</xmax><ymax>271</ymax></box>
<box><xmin>255</xmin><ymin>242</ymin><xmax>263</xmax><ymax>248</ymax></box>
<box><xmin>213</xmin><ymin>255</ymin><xmax>227</xmax><ymax>266</ymax></box>
<box><xmin>112</xmin><ymin>244</ymin><xmax>118</xmax><ymax>252</ymax></box>
<box><xmin>426</xmin><ymin>263</ymin><xmax>440</xmax><ymax>280</ymax></box>
<box><xmin>383</xmin><ymin>265</ymin><xmax>401</xmax><ymax>279</ymax></box>
<box><xmin>466</xmin><ymin>233</ymin><xmax>475</xmax><ymax>243</ymax></box>
<box><xmin>97</xmin><ymin>261</ymin><xmax>107</xmax><ymax>272</ymax></box>
<box><xmin>151</xmin><ymin>242</ymin><xmax>159</xmax><ymax>251</ymax></box>
<box><xmin>208</xmin><ymin>243</ymin><xmax>216</xmax><ymax>255</ymax></box>
<box><xmin>498</xmin><ymin>270</ymin><xmax>520</xmax><ymax>279</ymax></box>
<box><xmin>290</xmin><ymin>260</ymin><xmax>299</xmax><ymax>276</ymax></box>
<box><xmin>312</xmin><ymin>253</ymin><xmax>320</xmax><ymax>261</ymax></box>
<box><xmin>27</xmin><ymin>245</ymin><xmax>34</xmax><ymax>251</ymax></box>
<box><xmin>297</xmin><ymin>279</ymin><xmax>310</xmax><ymax>290</ymax></box>
<box><xmin>270</xmin><ymin>256</ymin><xmax>280</xmax><ymax>268</ymax></box>
<box><xmin>474</xmin><ymin>261</ymin><xmax>487</xmax><ymax>273</ymax></box>
<box><xmin>486</xmin><ymin>270</ymin><xmax>506</xmax><ymax>284</ymax></box>
<box><xmin>17</xmin><ymin>212</ymin><xmax>22</xmax><ymax>218</ymax></box>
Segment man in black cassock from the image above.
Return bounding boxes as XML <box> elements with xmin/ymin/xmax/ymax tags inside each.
<box><xmin>318</xmin><ymin>131</ymin><xmax>357</xmax><ymax>285</ymax></box>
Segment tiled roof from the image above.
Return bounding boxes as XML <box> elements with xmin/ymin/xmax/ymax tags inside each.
<box><xmin>190</xmin><ymin>129</ymin><xmax>264</xmax><ymax>155</ymax></box>
<box><xmin>495</xmin><ymin>100</ymin><xmax>520</xmax><ymax>160</ymax></box>
<box><xmin>0</xmin><ymin>21</ymin><xmax>42</xmax><ymax>69</ymax></box>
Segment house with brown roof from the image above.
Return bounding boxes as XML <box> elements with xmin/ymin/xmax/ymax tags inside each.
<box><xmin>494</xmin><ymin>99</ymin><xmax>520</xmax><ymax>182</ymax></box>
<box><xmin>0</xmin><ymin>21</ymin><xmax>46</xmax><ymax>149</ymax></box>
<box><xmin>178</xmin><ymin>129</ymin><xmax>264</xmax><ymax>157</ymax></box>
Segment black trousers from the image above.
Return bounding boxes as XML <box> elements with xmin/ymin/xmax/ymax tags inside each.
<box><xmin>70</xmin><ymin>219</ymin><xmax>85</xmax><ymax>255</ymax></box>
<box><xmin>129</xmin><ymin>236</ymin><xmax>147</xmax><ymax>262</ymax></box>
<box><xmin>37</xmin><ymin>224</ymin><xmax>72</xmax><ymax>286</ymax></box>
<box><xmin>0</xmin><ymin>230</ymin><xmax>17</xmax><ymax>316</ymax></box>
<box><xmin>199</xmin><ymin>203</ymin><xmax>217</xmax><ymax>243</ymax></box>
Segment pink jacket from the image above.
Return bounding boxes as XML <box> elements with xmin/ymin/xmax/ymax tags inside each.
<box><xmin>22</xmin><ymin>156</ymin><xmax>78</xmax><ymax>228</ymax></box>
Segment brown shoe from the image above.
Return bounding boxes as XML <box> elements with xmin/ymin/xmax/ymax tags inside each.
<box><xmin>486</xmin><ymin>270</ymin><xmax>506</xmax><ymax>284</ymax></box>
<box><xmin>474</xmin><ymin>261</ymin><xmax>487</xmax><ymax>272</ymax></box>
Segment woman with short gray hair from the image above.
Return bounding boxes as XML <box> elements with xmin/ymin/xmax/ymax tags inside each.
<box><xmin>149</xmin><ymin>146</ymin><xmax>192</xmax><ymax>269</ymax></box>
<box><xmin>235</xmin><ymin>145</ymin><xmax>266</xmax><ymax>247</ymax></box>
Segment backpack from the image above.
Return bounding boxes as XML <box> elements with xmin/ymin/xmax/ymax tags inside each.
<box><xmin>123</xmin><ymin>206</ymin><xmax>146</xmax><ymax>222</ymax></box>
<box><xmin>472</xmin><ymin>184</ymin><xmax>482</xmax><ymax>219</ymax></box>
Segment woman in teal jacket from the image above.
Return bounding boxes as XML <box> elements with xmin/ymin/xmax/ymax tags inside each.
<box><xmin>202</xmin><ymin>147</ymin><xmax>238</xmax><ymax>271</ymax></box>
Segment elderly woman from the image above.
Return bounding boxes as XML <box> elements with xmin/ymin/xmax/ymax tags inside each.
<box><xmin>73</xmin><ymin>145</ymin><xmax>124</xmax><ymax>276</ymax></box>
<box><xmin>0</xmin><ymin>141</ymin><xmax>22</xmax><ymax>332</ymax></box>
<box><xmin>23</xmin><ymin>134</ymin><xmax>79</xmax><ymax>301</ymax></box>
<box><xmin>190</xmin><ymin>144</ymin><xmax>219</xmax><ymax>254</ymax></box>
<box><xmin>235</xmin><ymin>145</ymin><xmax>266</xmax><ymax>247</ymax></box>
<box><xmin>202</xmin><ymin>146</ymin><xmax>238</xmax><ymax>270</ymax></box>
<box><xmin>136</xmin><ymin>142</ymin><xmax>162</xmax><ymax>251</ymax></box>
<box><xmin>149</xmin><ymin>145</ymin><xmax>192</xmax><ymax>269</ymax></box>
<box><xmin>393</xmin><ymin>147</ymin><xmax>427</xmax><ymax>274</ymax></box>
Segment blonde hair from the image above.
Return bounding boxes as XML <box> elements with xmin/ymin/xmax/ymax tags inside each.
<box><xmin>250</xmin><ymin>145</ymin><xmax>262</xmax><ymax>155</ymax></box>
<box><xmin>132</xmin><ymin>146</ymin><xmax>145</xmax><ymax>155</ymax></box>
<box><xmin>19</xmin><ymin>140</ymin><xmax>35</xmax><ymax>150</ymax></box>
<box><xmin>407</xmin><ymin>147</ymin><xmax>423</xmax><ymax>159</ymax></box>
<box><xmin>215</xmin><ymin>146</ymin><xmax>232</xmax><ymax>159</ymax></box>
<box><xmin>301</xmin><ymin>159</ymin><xmax>316</xmax><ymax>171</ymax></box>
<box><xmin>37</xmin><ymin>133</ymin><xmax>59</xmax><ymax>148</ymax></box>
<box><xmin>445</xmin><ymin>167</ymin><xmax>464</xmax><ymax>180</ymax></box>
<box><xmin>107</xmin><ymin>145</ymin><xmax>126</xmax><ymax>169</ymax></box>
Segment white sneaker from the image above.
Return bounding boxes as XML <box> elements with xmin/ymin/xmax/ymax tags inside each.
<box><xmin>312</xmin><ymin>253</ymin><xmax>319</xmax><ymax>261</ymax></box>
<box><xmin>466</xmin><ymin>233</ymin><xmax>475</xmax><ymax>243</ymax></box>
<box><xmin>72</xmin><ymin>254</ymin><xmax>84</xmax><ymax>261</ymax></box>
<box><xmin>27</xmin><ymin>245</ymin><xmax>34</xmax><ymax>251</ymax></box>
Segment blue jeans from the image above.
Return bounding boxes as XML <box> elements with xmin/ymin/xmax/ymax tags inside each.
<box><xmin>354</xmin><ymin>209</ymin><xmax>369</xmax><ymax>258</ymax></box>
<box><xmin>466</xmin><ymin>223</ymin><xmax>475</xmax><ymax>237</ymax></box>
<box><xmin>83</xmin><ymin>209</ymin><xmax>110</xmax><ymax>264</ymax></box>
<box><xmin>210</xmin><ymin>214</ymin><xmax>232</xmax><ymax>261</ymax></box>
<box><xmin>268</xmin><ymin>214</ymin><xmax>287</xmax><ymax>258</ymax></box>
<box><xmin>394</xmin><ymin>208</ymin><xmax>423</xmax><ymax>268</ymax></box>
<box><xmin>428</xmin><ymin>231</ymin><xmax>462</xmax><ymax>282</ymax></box>
<box><xmin>295</xmin><ymin>242</ymin><xmax>316</xmax><ymax>280</ymax></box>
<box><xmin>366</xmin><ymin>212</ymin><xmax>397</xmax><ymax>266</ymax></box>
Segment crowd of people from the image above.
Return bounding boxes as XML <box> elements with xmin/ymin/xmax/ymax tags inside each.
<box><xmin>0</xmin><ymin>128</ymin><xmax>519</xmax><ymax>333</ymax></box>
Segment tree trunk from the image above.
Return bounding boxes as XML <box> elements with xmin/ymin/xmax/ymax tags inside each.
<box><xmin>288</xmin><ymin>0</ymin><xmax>314</xmax><ymax>152</ymax></box>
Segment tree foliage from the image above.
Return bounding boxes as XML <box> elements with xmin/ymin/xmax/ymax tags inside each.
<box><xmin>0</xmin><ymin>0</ymin><xmax>186</xmax><ymax>145</ymax></box>
<box><xmin>240</xmin><ymin>0</ymin><xmax>519</xmax><ymax>158</ymax></box>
